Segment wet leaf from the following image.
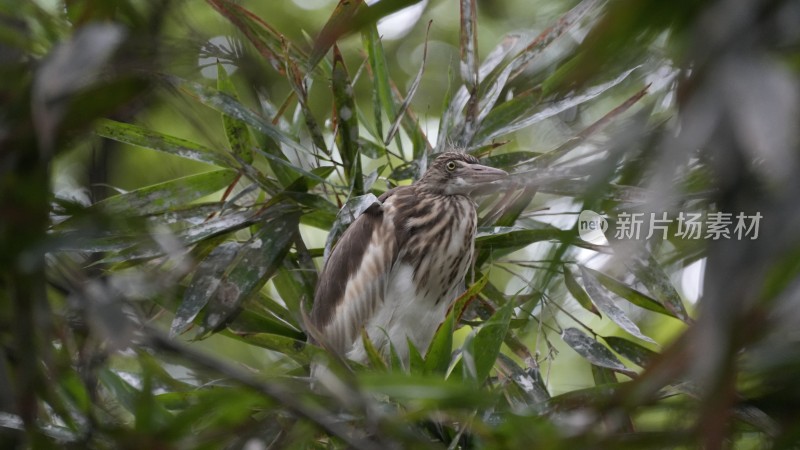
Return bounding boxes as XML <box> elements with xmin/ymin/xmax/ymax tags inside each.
<box><xmin>579</xmin><ymin>266</ymin><xmax>657</xmax><ymax>344</ymax></box>
<box><xmin>564</xmin><ymin>266</ymin><xmax>601</xmax><ymax>317</ymax></box>
<box><xmin>462</xmin><ymin>300</ymin><xmax>513</xmax><ymax>384</ymax></box>
<box><xmin>96</xmin><ymin>119</ymin><xmax>230</xmax><ymax>166</ymax></box>
<box><xmin>171</xmin><ymin>241</ymin><xmax>239</xmax><ymax>337</ymax></box>
<box><xmin>170</xmin><ymin>75</ymin><xmax>309</xmax><ymax>157</ymax></box>
<box><xmin>362</xmin><ymin>328</ymin><xmax>388</xmax><ymax>371</ymax></box>
<box><xmin>628</xmin><ymin>252</ymin><xmax>691</xmax><ymax>323</ymax></box>
<box><xmin>207</xmin><ymin>0</ymin><xmax>296</xmax><ymax>73</ymax></box>
<box><xmin>332</xmin><ymin>45</ymin><xmax>363</xmax><ymax>195</ymax></box>
<box><xmin>230</xmin><ymin>332</ymin><xmax>319</xmax><ymax>365</ymax></box>
<box><xmin>97</xmin><ymin>170</ymin><xmax>237</xmax><ymax>216</ymax></box>
<box><xmin>198</xmin><ymin>213</ymin><xmax>299</xmax><ymax>334</ymax></box>
<box><xmin>584</xmin><ymin>266</ymin><xmax>673</xmax><ymax>318</ymax></box>
<box><xmin>310</xmin><ymin>0</ymin><xmax>425</xmax><ymax>70</ymax></box>
<box><xmin>561</xmin><ymin>327</ymin><xmax>636</xmax><ymax>377</ymax></box>
<box><xmin>384</xmin><ymin>21</ymin><xmax>431</xmax><ymax>146</ymax></box>
<box><xmin>508</xmin><ymin>0</ymin><xmax>601</xmax><ymax>80</ymax></box>
<box><xmin>603</xmin><ymin>335</ymin><xmax>658</xmax><ymax>368</ymax></box>
<box><xmin>424</xmin><ymin>275</ymin><xmax>487</xmax><ymax>376</ymax></box>
<box><xmin>496</xmin><ymin>353</ymin><xmax>550</xmax><ymax>404</ymax></box>
<box><xmin>362</xmin><ymin>24</ymin><xmax>396</xmax><ymax>147</ymax></box>
<box><xmin>474</xmin><ymin>66</ymin><xmax>640</xmax><ymax>145</ymax></box>
<box><xmin>217</xmin><ymin>61</ymin><xmax>253</xmax><ymax>164</ymax></box>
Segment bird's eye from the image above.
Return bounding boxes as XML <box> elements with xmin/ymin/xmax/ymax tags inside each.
<box><xmin>445</xmin><ymin>161</ymin><xmax>457</xmax><ymax>171</ymax></box>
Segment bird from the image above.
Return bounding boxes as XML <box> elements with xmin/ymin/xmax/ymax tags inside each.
<box><xmin>308</xmin><ymin>151</ymin><xmax>508</xmax><ymax>371</ymax></box>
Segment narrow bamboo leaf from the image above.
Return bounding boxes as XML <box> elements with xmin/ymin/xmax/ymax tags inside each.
<box><xmin>564</xmin><ymin>266</ymin><xmax>601</xmax><ymax>317</ymax></box>
<box><xmin>462</xmin><ymin>300</ymin><xmax>513</xmax><ymax>384</ymax></box>
<box><xmin>217</xmin><ymin>61</ymin><xmax>253</xmax><ymax>164</ymax></box>
<box><xmin>310</xmin><ymin>0</ymin><xmax>425</xmax><ymax>70</ymax></box>
<box><xmin>361</xmin><ymin>329</ymin><xmax>388</xmax><ymax>371</ymax></box>
<box><xmin>459</xmin><ymin>0</ymin><xmax>478</xmax><ymax>90</ymax></box>
<box><xmin>508</xmin><ymin>0</ymin><xmax>601</xmax><ymax>79</ymax></box>
<box><xmin>285</xmin><ymin>58</ymin><xmax>329</xmax><ymax>154</ymax></box>
<box><xmin>480</xmin><ymin>151</ymin><xmax>541</xmax><ymax>169</ymax></box>
<box><xmin>97</xmin><ymin>170</ymin><xmax>237</xmax><ymax>216</ymax></box>
<box><xmin>199</xmin><ymin>214</ymin><xmax>299</xmax><ymax>334</ymax></box>
<box><xmin>424</xmin><ymin>275</ymin><xmax>487</xmax><ymax>376</ymax></box>
<box><xmin>332</xmin><ymin>45</ymin><xmax>363</xmax><ymax>195</ymax></box>
<box><xmin>583</xmin><ymin>266</ymin><xmax>673</xmax><ymax>318</ymax></box>
<box><xmin>362</xmin><ymin>25</ymin><xmax>397</xmax><ymax>148</ymax></box>
<box><xmin>473</xmin><ymin>62</ymin><xmax>515</xmax><ymax>133</ymax></box>
<box><xmin>226</xmin><ymin>332</ymin><xmax>319</xmax><ymax>365</ymax></box>
<box><xmin>384</xmin><ymin>21</ymin><xmax>431</xmax><ymax>146</ymax></box>
<box><xmin>407</xmin><ymin>338</ymin><xmax>424</xmax><ymax>374</ymax></box>
<box><xmin>474</xmin><ymin>67</ymin><xmax>639</xmax><ymax>145</ymax></box>
<box><xmin>532</xmin><ymin>84</ymin><xmax>650</xmax><ymax>168</ymax></box>
<box><xmin>226</xmin><ymin>308</ymin><xmax>304</xmax><ymax>340</ymax></box>
<box><xmin>561</xmin><ymin>328</ymin><xmax>636</xmax><ymax>377</ymax></box>
<box><xmin>591</xmin><ymin>365</ymin><xmax>619</xmax><ymax>386</ymax></box>
<box><xmin>310</xmin><ymin>0</ymin><xmax>365</xmax><ymax>70</ymax></box>
<box><xmin>579</xmin><ymin>266</ymin><xmax>657</xmax><ymax>344</ymax></box>
<box><xmin>496</xmin><ymin>353</ymin><xmax>550</xmax><ymax>404</ymax></box>
<box><xmin>580</xmin><ymin>266</ymin><xmax>656</xmax><ymax>344</ymax></box>
<box><xmin>171</xmin><ymin>241</ymin><xmax>239</xmax><ymax>337</ymax></box>
<box><xmin>207</xmin><ymin>0</ymin><xmax>298</xmax><ymax>73</ymax></box>
<box><xmin>96</xmin><ymin>119</ymin><xmax>229</xmax><ymax>166</ymax></box>
<box><xmin>475</xmin><ymin>224</ymin><xmax>571</xmax><ymax>264</ymax></box>
<box><xmin>359</xmin><ymin>373</ymin><xmax>496</xmax><ymax>409</ymax></box>
<box><xmin>628</xmin><ymin>253</ymin><xmax>691</xmax><ymax>323</ymax></box>
<box><xmin>424</xmin><ymin>313</ymin><xmax>454</xmax><ymax>376</ymax></box>
<box><xmin>170</xmin><ymin>76</ymin><xmax>310</xmax><ymax>157</ymax></box>
<box><xmin>603</xmin><ymin>335</ymin><xmax>658</xmax><ymax>368</ymax></box>
<box><xmin>176</xmin><ymin>210</ymin><xmax>257</xmax><ymax>246</ymax></box>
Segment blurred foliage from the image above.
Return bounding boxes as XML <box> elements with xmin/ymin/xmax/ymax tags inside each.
<box><xmin>1</xmin><ymin>0</ymin><xmax>800</xmax><ymax>448</ymax></box>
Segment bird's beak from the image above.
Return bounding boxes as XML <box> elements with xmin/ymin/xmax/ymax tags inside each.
<box><xmin>464</xmin><ymin>163</ymin><xmax>508</xmax><ymax>184</ymax></box>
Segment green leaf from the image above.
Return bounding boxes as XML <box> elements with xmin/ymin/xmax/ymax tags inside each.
<box><xmin>496</xmin><ymin>353</ymin><xmax>550</xmax><ymax>404</ymax></box>
<box><xmin>474</xmin><ymin>67</ymin><xmax>639</xmax><ymax>146</ymax></box>
<box><xmin>362</xmin><ymin>24</ymin><xmax>397</xmax><ymax>148</ymax></box>
<box><xmin>561</xmin><ymin>327</ymin><xmax>637</xmax><ymax>378</ymax></box>
<box><xmin>583</xmin><ymin>266</ymin><xmax>673</xmax><ymax>318</ymax></box>
<box><xmin>361</xmin><ymin>328</ymin><xmax>388</xmax><ymax>371</ymax></box>
<box><xmin>628</xmin><ymin>253</ymin><xmax>691</xmax><ymax>323</ymax></box>
<box><xmin>170</xmin><ymin>76</ymin><xmax>310</xmax><ymax>157</ymax></box>
<box><xmin>171</xmin><ymin>241</ymin><xmax>238</xmax><ymax>337</ymax></box>
<box><xmin>97</xmin><ymin>169</ymin><xmax>237</xmax><ymax>216</ymax></box>
<box><xmin>564</xmin><ymin>265</ymin><xmax>601</xmax><ymax>317</ymax></box>
<box><xmin>226</xmin><ymin>332</ymin><xmax>319</xmax><ymax>365</ymax></box>
<box><xmin>424</xmin><ymin>275</ymin><xmax>489</xmax><ymax>377</ymax></box>
<box><xmin>198</xmin><ymin>213</ymin><xmax>299</xmax><ymax>335</ymax></box>
<box><xmin>359</xmin><ymin>373</ymin><xmax>496</xmax><ymax>410</ymax></box>
<box><xmin>332</xmin><ymin>45</ymin><xmax>363</xmax><ymax>195</ymax></box>
<box><xmin>207</xmin><ymin>0</ymin><xmax>302</xmax><ymax>73</ymax></box>
<box><xmin>217</xmin><ymin>61</ymin><xmax>253</xmax><ymax>164</ymax></box>
<box><xmin>603</xmin><ymin>335</ymin><xmax>658</xmax><ymax>368</ymax></box>
<box><xmin>462</xmin><ymin>300</ymin><xmax>513</xmax><ymax>384</ymax></box>
<box><xmin>591</xmin><ymin>365</ymin><xmax>619</xmax><ymax>386</ymax></box>
<box><xmin>96</xmin><ymin>118</ymin><xmax>230</xmax><ymax>166</ymax></box>
<box><xmin>579</xmin><ymin>266</ymin><xmax>657</xmax><ymax>344</ymax></box>
<box><xmin>310</xmin><ymin>0</ymin><xmax>425</xmax><ymax>70</ymax></box>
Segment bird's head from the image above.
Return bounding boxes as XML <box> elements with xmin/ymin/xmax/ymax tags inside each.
<box><xmin>416</xmin><ymin>152</ymin><xmax>508</xmax><ymax>196</ymax></box>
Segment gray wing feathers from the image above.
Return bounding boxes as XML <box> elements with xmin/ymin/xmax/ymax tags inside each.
<box><xmin>310</xmin><ymin>198</ymin><xmax>398</xmax><ymax>356</ymax></box>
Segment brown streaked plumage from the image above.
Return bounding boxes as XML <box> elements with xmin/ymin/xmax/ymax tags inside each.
<box><xmin>310</xmin><ymin>152</ymin><xmax>507</xmax><ymax>369</ymax></box>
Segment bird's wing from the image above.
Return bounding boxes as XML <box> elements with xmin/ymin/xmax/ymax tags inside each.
<box><xmin>310</xmin><ymin>190</ymin><xmax>402</xmax><ymax>355</ymax></box>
